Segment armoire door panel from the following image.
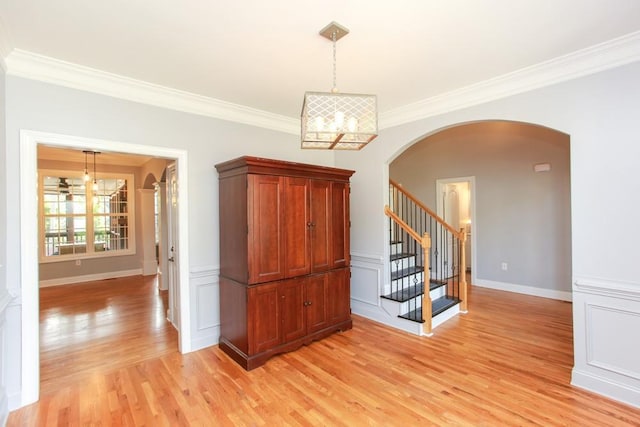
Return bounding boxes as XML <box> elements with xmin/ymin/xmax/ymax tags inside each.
<box><xmin>310</xmin><ymin>180</ymin><xmax>331</xmax><ymax>272</ymax></box>
<box><xmin>248</xmin><ymin>283</ymin><xmax>281</xmax><ymax>354</ymax></box>
<box><xmin>306</xmin><ymin>274</ymin><xmax>328</xmax><ymax>333</ymax></box>
<box><xmin>248</xmin><ymin>175</ymin><xmax>285</xmax><ymax>283</ymax></box>
<box><xmin>280</xmin><ymin>279</ymin><xmax>306</xmax><ymax>342</ymax></box>
<box><xmin>327</xmin><ymin>268</ymin><xmax>351</xmax><ymax>324</ymax></box>
<box><xmin>331</xmin><ymin>182</ymin><xmax>350</xmax><ymax>268</ymax></box>
<box><xmin>284</xmin><ymin>177</ymin><xmax>311</xmax><ymax>278</ymax></box>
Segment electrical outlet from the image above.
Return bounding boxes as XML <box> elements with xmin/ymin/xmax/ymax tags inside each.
<box><xmin>75</xmin><ymin>259</ymin><xmax>82</xmax><ymax>266</ymax></box>
<box><xmin>501</xmin><ymin>262</ymin><xmax>508</xmax><ymax>271</ymax></box>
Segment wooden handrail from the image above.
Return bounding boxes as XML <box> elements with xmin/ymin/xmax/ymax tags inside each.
<box><xmin>389</xmin><ymin>179</ymin><xmax>462</xmax><ymax>238</ymax></box>
<box><xmin>384</xmin><ymin>205</ymin><xmax>422</xmax><ymax>244</ymax></box>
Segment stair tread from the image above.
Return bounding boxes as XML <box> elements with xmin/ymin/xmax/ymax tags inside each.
<box><xmin>390</xmin><ymin>265</ymin><xmax>424</xmax><ymax>280</ymax></box>
<box><xmin>390</xmin><ymin>252</ymin><xmax>415</xmax><ymax>261</ymax></box>
<box><xmin>381</xmin><ymin>283</ymin><xmax>424</xmax><ymax>302</ymax></box>
<box><xmin>381</xmin><ymin>281</ymin><xmax>447</xmax><ymax>302</ymax></box>
<box><xmin>398</xmin><ymin>296</ymin><xmax>461</xmax><ymax>323</ymax></box>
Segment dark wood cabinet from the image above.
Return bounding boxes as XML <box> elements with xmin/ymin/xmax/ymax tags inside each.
<box><xmin>216</xmin><ymin>156</ymin><xmax>354</xmax><ymax>370</ymax></box>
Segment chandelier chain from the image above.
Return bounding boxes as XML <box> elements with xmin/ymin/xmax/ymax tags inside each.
<box><xmin>332</xmin><ymin>31</ymin><xmax>337</xmax><ymax>92</ymax></box>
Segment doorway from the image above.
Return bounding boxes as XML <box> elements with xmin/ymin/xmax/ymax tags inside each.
<box><xmin>436</xmin><ymin>176</ymin><xmax>476</xmax><ymax>286</ymax></box>
<box><xmin>19</xmin><ymin>130</ymin><xmax>192</xmax><ymax>406</ymax></box>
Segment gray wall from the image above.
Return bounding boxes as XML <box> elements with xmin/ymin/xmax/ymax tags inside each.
<box><xmin>4</xmin><ymin>75</ymin><xmax>335</xmax><ymax>407</ymax></box>
<box><xmin>0</xmin><ymin>63</ymin><xmax>5</xmax><ymax>293</ymax></box>
<box><xmin>389</xmin><ymin>121</ymin><xmax>571</xmax><ymax>292</ymax></box>
<box><xmin>4</xmin><ymin>75</ymin><xmax>334</xmax><ymax>281</ymax></box>
<box><xmin>0</xmin><ymin>59</ymin><xmax>7</xmax><ymax>424</ymax></box>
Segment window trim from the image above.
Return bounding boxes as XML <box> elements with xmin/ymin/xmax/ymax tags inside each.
<box><xmin>39</xmin><ymin>168</ymin><xmax>136</xmax><ymax>263</ymax></box>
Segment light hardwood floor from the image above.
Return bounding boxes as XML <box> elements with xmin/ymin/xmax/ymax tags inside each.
<box><xmin>8</xmin><ymin>277</ymin><xmax>640</xmax><ymax>426</ymax></box>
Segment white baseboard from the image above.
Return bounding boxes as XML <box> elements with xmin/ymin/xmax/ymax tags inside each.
<box><xmin>572</xmin><ymin>369</ymin><xmax>640</xmax><ymax>408</ymax></box>
<box><xmin>474</xmin><ymin>279</ymin><xmax>572</xmax><ymax>301</ymax></box>
<box><xmin>190</xmin><ymin>326</ymin><xmax>220</xmax><ymax>352</ymax></box>
<box><xmin>142</xmin><ymin>259</ymin><xmax>158</xmax><ymax>276</ymax></box>
<box><xmin>39</xmin><ymin>268</ymin><xmax>143</xmax><ymax>287</ymax></box>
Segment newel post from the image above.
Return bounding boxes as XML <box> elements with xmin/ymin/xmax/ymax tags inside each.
<box><xmin>421</xmin><ymin>232</ymin><xmax>433</xmax><ymax>336</ymax></box>
<box><xmin>459</xmin><ymin>228</ymin><xmax>468</xmax><ymax>313</ymax></box>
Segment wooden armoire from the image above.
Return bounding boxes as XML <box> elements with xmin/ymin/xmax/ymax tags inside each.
<box><xmin>215</xmin><ymin>156</ymin><xmax>354</xmax><ymax>370</ymax></box>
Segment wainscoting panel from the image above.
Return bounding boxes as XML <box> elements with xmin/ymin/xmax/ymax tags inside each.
<box><xmin>572</xmin><ymin>277</ymin><xmax>640</xmax><ymax>408</ymax></box>
<box><xmin>190</xmin><ymin>267</ymin><xmax>220</xmax><ymax>351</ymax></box>
<box><xmin>0</xmin><ymin>290</ymin><xmax>10</xmax><ymax>425</ymax></box>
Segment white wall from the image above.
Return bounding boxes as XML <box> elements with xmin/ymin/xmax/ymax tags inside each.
<box><xmin>337</xmin><ymin>61</ymin><xmax>640</xmax><ymax>407</ymax></box>
<box><xmin>390</xmin><ymin>122</ymin><xmax>572</xmax><ymax>298</ymax></box>
<box><xmin>0</xmin><ymin>58</ymin><xmax>10</xmax><ymax>425</ymax></box>
<box><xmin>4</xmin><ymin>75</ymin><xmax>335</xmax><ymax>409</ymax></box>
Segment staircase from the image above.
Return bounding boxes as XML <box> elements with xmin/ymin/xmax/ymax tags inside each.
<box><xmin>383</xmin><ymin>180</ymin><xmax>467</xmax><ymax>335</ymax></box>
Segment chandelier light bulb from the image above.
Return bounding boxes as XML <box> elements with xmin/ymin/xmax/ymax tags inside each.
<box><xmin>347</xmin><ymin>117</ymin><xmax>358</xmax><ymax>132</ymax></box>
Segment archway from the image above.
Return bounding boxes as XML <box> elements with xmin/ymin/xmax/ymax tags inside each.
<box><xmin>389</xmin><ymin>120</ymin><xmax>572</xmax><ymax>300</ymax></box>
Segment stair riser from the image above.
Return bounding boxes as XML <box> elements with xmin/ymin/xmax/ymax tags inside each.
<box><xmin>391</xmin><ymin>272</ymin><xmax>424</xmax><ymax>289</ymax></box>
<box><xmin>390</xmin><ymin>256</ymin><xmax>417</xmax><ymax>273</ymax></box>
<box><xmin>390</xmin><ymin>242</ymin><xmax>403</xmax><ymax>255</ymax></box>
<box><xmin>394</xmin><ymin>287</ymin><xmax>448</xmax><ymax>314</ymax></box>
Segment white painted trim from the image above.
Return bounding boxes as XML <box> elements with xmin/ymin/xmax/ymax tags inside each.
<box><xmin>19</xmin><ymin>135</ymin><xmax>40</xmax><ymax>407</ymax></box>
<box><xmin>574</xmin><ymin>277</ymin><xmax>640</xmax><ymax>301</ymax></box>
<box><xmin>474</xmin><ymin>279</ymin><xmax>572</xmax><ymax>301</ymax></box>
<box><xmin>381</xmin><ymin>31</ymin><xmax>640</xmax><ymax>128</ymax></box>
<box><xmin>572</xmin><ymin>368</ymin><xmax>640</xmax><ymax>409</ymax></box>
<box><xmin>190</xmin><ymin>265</ymin><xmax>220</xmax><ymax>277</ymax></box>
<box><xmin>0</xmin><ymin>12</ymin><xmax>12</xmax><ymax>72</ymax></box>
<box><xmin>6</xmin><ymin>32</ymin><xmax>640</xmax><ymax>134</ymax></box>
<box><xmin>0</xmin><ymin>290</ymin><xmax>11</xmax><ymax>313</ymax></box>
<box><xmin>350</xmin><ymin>252</ymin><xmax>384</xmax><ymax>264</ymax></box>
<box><xmin>189</xmin><ymin>267</ymin><xmax>220</xmax><ymax>350</ymax></box>
<box><xmin>38</xmin><ymin>269</ymin><xmax>143</xmax><ymax>288</ymax></box>
<box><xmin>5</xmin><ymin>49</ymin><xmax>298</xmax><ymax>135</ymax></box>
<box><xmin>19</xmin><ymin>129</ymin><xmax>192</xmax><ymax>408</ymax></box>
<box><xmin>431</xmin><ymin>304</ymin><xmax>461</xmax><ymax>331</ymax></box>
<box><xmin>190</xmin><ymin>327</ymin><xmax>221</xmax><ymax>352</ymax></box>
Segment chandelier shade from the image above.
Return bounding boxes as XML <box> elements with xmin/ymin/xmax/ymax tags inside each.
<box><xmin>301</xmin><ymin>21</ymin><xmax>378</xmax><ymax>150</ymax></box>
<box><xmin>301</xmin><ymin>91</ymin><xmax>378</xmax><ymax>150</ymax></box>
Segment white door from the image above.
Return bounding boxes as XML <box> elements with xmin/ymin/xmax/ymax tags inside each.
<box><xmin>436</xmin><ymin>178</ymin><xmax>474</xmax><ymax>279</ymax></box>
<box><xmin>166</xmin><ymin>163</ymin><xmax>180</xmax><ymax>329</ymax></box>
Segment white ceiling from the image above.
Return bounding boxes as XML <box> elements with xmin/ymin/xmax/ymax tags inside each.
<box><xmin>1</xmin><ymin>1</ymin><xmax>640</xmax><ymax>121</ymax></box>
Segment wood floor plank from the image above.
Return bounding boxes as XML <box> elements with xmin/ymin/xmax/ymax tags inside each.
<box><xmin>7</xmin><ymin>278</ymin><xmax>640</xmax><ymax>425</ymax></box>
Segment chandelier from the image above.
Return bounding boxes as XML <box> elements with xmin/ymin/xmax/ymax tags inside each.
<box><xmin>301</xmin><ymin>22</ymin><xmax>378</xmax><ymax>150</ymax></box>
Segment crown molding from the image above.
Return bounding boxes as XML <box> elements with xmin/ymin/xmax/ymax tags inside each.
<box><xmin>5</xmin><ymin>49</ymin><xmax>299</xmax><ymax>135</ymax></box>
<box><xmin>380</xmin><ymin>30</ymin><xmax>640</xmax><ymax>129</ymax></box>
<box><xmin>0</xmin><ymin>13</ymin><xmax>12</xmax><ymax>72</ymax></box>
<box><xmin>4</xmin><ymin>31</ymin><xmax>640</xmax><ymax>133</ymax></box>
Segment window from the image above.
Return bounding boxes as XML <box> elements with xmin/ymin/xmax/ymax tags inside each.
<box><xmin>40</xmin><ymin>170</ymin><xmax>135</xmax><ymax>261</ymax></box>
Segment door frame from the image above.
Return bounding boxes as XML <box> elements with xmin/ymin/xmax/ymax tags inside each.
<box><xmin>436</xmin><ymin>176</ymin><xmax>477</xmax><ymax>286</ymax></box>
<box><xmin>19</xmin><ymin>129</ymin><xmax>192</xmax><ymax>406</ymax></box>
<box><xmin>165</xmin><ymin>162</ymin><xmax>180</xmax><ymax>328</ymax></box>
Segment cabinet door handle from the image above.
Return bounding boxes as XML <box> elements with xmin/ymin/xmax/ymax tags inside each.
<box><xmin>307</xmin><ymin>222</ymin><xmax>315</xmax><ymax>228</ymax></box>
